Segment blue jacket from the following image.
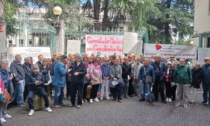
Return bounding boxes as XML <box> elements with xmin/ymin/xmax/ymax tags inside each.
<box><xmin>151</xmin><ymin>61</ymin><xmax>166</xmax><ymax>81</ymax></box>
<box><xmin>202</xmin><ymin>64</ymin><xmax>210</xmax><ymax>85</ymax></box>
<box><xmin>52</xmin><ymin>61</ymin><xmax>67</xmax><ymax>87</ymax></box>
<box><xmin>0</xmin><ymin>68</ymin><xmax>11</xmax><ymax>89</ymax></box>
<box><xmin>101</xmin><ymin>64</ymin><xmax>110</xmax><ymax>79</ymax></box>
<box><xmin>138</xmin><ymin>65</ymin><xmax>155</xmax><ymax>83</ymax></box>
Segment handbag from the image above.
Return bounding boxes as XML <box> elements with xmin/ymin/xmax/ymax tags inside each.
<box><xmin>90</xmin><ymin>78</ymin><xmax>100</xmax><ymax>85</ymax></box>
<box><xmin>2</xmin><ymin>89</ymin><xmax>11</xmax><ymax>104</ymax></box>
<box><xmin>86</xmin><ymin>85</ymin><xmax>92</xmax><ymax>99</ymax></box>
<box><xmin>144</xmin><ymin>67</ymin><xmax>152</xmax><ymax>83</ymax></box>
<box><xmin>0</xmin><ymin>94</ymin><xmax>5</xmax><ymax>102</ymax></box>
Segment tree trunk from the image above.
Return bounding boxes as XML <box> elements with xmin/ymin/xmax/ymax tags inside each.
<box><xmin>102</xmin><ymin>0</ymin><xmax>109</xmax><ymax>31</ymax></box>
<box><xmin>94</xmin><ymin>0</ymin><xmax>101</xmax><ymax>30</ymax></box>
<box><xmin>0</xmin><ymin>0</ymin><xmax>5</xmax><ymax>18</ymax></box>
<box><xmin>164</xmin><ymin>0</ymin><xmax>171</xmax><ymax>44</ymax></box>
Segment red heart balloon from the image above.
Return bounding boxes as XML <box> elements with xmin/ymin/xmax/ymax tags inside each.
<box><xmin>155</xmin><ymin>44</ymin><xmax>162</xmax><ymax>50</ymax></box>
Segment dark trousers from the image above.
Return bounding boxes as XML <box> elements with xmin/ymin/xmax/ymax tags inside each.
<box><xmin>202</xmin><ymin>83</ymin><xmax>210</xmax><ymax>103</ymax></box>
<box><xmin>113</xmin><ymin>84</ymin><xmax>121</xmax><ymax>100</ymax></box>
<box><xmin>70</xmin><ymin>83</ymin><xmax>83</xmax><ymax>106</ymax></box>
<box><xmin>66</xmin><ymin>81</ymin><xmax>71</xmax><ymax>97</ymax></box>
<box><xmin>171</xmin><ymin>85</ymin><xmax>177</xmax><ymax>101</ymax></box>
<box><xmin>165</xmin><ymin>82</ymin><xmax>172</xmax><ymax>98</ymax></box>
<box><xmin>128</xmin><ymin>78</ymin><xmax>135</xmax><ymax>96</ymax></box>
<box><xmin>59</xmin><ymin>87</ymin><xmax>64</xmax><ymax>104</ymax></box>
<box><xmin>24</xmin><ymin>85</ymin><xmax>29</xmax><ymax>102</ymax></box>
<box><xmin>83</xmin><ymin>84</ymin><xmax>89</xmax><ymax>99</ymax></box>
<box><xmin>91</xmin><ymin>84</ymin><xmax>99</xmax><ymax>99</ymax></box>
<box><xmin>153</xmin><ymin>77</ymin><xmax>165</xmax><ymax>101</ymax></box>
<box><xmin>28</xmin><ymin>88</ymin><xmax>49</xmax><ymax>110</ymax></box>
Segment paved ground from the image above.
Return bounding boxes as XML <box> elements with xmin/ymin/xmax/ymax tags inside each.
<box><xmin>4</xmin><ymin>89</ymin><xmax>210</xmax><ymax>126</ymax></box>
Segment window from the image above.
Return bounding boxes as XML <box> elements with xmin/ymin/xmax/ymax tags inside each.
<box><xmin>9</xmin><ymin>40</ymin><xmax>12</xmax><ymax>47</ymax></box>
<box><xmin>207</xmin><ymin>37</ymin><xmax>210</xmax><ymax>47</ymax></box>
<box><xmin>19</xmin><ymin>39</ymin><xmax>23</xmax><ymax>47</ymax></box>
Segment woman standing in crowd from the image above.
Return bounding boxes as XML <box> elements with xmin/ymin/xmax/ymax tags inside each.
<box><xmin>89</xmin><ymin>59</ymin><xmax>102</xmax><ymax>103</ymax></box>
<box><xmin>83</xmin><ymin>57</ymin><xmax>90</xmax><ymax>103</ymax></box>
<box><xmin>110</xmin><ymin>58</ymin><xmax>123</xmax><ymax>103</ymax></box>
<box><xmin>190</xmin><ymin>62</ymin><xmax>202</xmax><ymax>103</ymax></box>
<box><xmin>100</xmin><ymin>58</ymin><xmax>110</xmax><ymax>100</ymax></box>
<box><xmin>0</xmin><ymin>59</ymin><xmax>13</xmax><ymax>123</ymax></box>
<box><xmin>165</xmin><ymin>61</ymin><xmax>174</xmax><ymax>102</ymax></box>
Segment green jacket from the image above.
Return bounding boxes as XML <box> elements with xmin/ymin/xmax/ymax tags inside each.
<box><xmin>174</xmin><ymin>64</ymin><xmax>192</xmax><ymax>84</ymax></box>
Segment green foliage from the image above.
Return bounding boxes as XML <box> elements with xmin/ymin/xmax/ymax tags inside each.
<box><xmin>4</xmin><ymin>0</ymin><xmax>19</xmax><ymax>22</ymax></box>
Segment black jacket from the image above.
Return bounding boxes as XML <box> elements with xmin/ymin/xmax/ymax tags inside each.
<box><xmin>22</xmin><ymin>63</ymin><xmax>33</xmax><ymax>84</ymax></box>
<box><xmin>28</xmin><ymin>72</ymin><xmax>45</xmax><ymax>90</ymax></box>
<box><xmin>192</xmin><ymin>68</ymin><xmax>202</xmax><ymax>88</ymax></box>
<box><xmin>151</xmin><ymin>61</ymin><xmax>167</xmax><ymax>81</ymax></box>
<box><xmin>70</xmin><ymin>61</ymin><xmax>87</xmax><ymax>84</ymax></box>
<box><xmin>121</xmin><ymin>62</ymin><xmax>131</xmax><ymax>79</ymax></box>
<box><xmin>10</xmin><ymin>60</ymin><xmax>25</xmax><ymax>82</ymax></box>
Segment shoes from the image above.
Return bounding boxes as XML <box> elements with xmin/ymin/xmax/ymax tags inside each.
<box><xmin>90</xmin><ymin>99</ymin><xmax>93</xmax><ymax>103</ymax></box>
<box><xmin>69</xmin><ymin>104</ymin><xmax>75</xmax><ymax>107</ymax></box>
<box><xmin>82</xmin><ymin>100</ymin><xmax>84</xmax><ymax>104</ymax></box>
<box><xmin>53</xmin><ymin>105</ymin><xmax>62</xmax><ymax>108</ymax></box>
<box><xmin>28</xmin><ymin>109</ymin><xmax>34</xmax><ymax>116</ymax></box>
<box><xmin>45</xmin><ymin>107</ymin><xmax>52</xmax><ymax>112</ymax></box>
<box><xmin>201</xmin><ymin>101</ymin><xmax>208</xmax><ymax>105</ymax></box>
<box><xmin>106</xmin><ymin>97</ymin><xmax>110</xmax><ymax>100</ymax></box>
<box><xmin>94</xmin><ymin>98</ymin><xmax>99</xmax><ymax>102</ymax></box>
<box><xmin>19</xmin><ymin>103</ymin><xmax>26</xmax><ymax>107</ymax></box>
<box><xmin>4</xmin><ymin>114</ymin><xmax>12</xmax><ymax>119</ymax></box>
<box><xmin>168</xmin><ymin>98</ymin><xmax>172</xmax><ymax>103</ymax></box>
<box><xmin>118</xmin><ymin>100</ymin><xmax>122</xmax><ymax>103</ymax></box>
<box><xmin>166</xmin><ymin>98</ymin><xmax>169</xmax><ymax>102</ymax></box>
<box><xmin>139</xmin><ymin>98</ymin><xmax>145</xmax><ymax>102</ymax></box>
<box><xmin>184</xmin><ymin>104</ymin><xmax>188</xmax><ymax>108</ymax></box>
<box><xmin>0</xmin><ymin>118</ymin><xmax>6</xmax><ymax>123</ymax></box>
<box><xmin>162</xmin><ymin>101</ymin><xmax>167</xmax><ymax>104</ymax></box>
<box><xmin>100</xmin><ymin>98</ymin><xmax>103</xmax><ymax>100</ymax></box>
<box><xmin>60</xmin><ymin>104</ymin><xmax>66</xmax><ymax>107</ymax></box>
<box><xmin>77</xmin><ymin>105</ymin><xmax>81</xmax><ymax>109</ymax></box>
<box><xmin>124</xmin><ymin>95</ymin><xmax>128</xmax><ymax>98</ymax></box>
<box><xmin>175</xmin><ymin>103</ymin><xmax>181</xmax><ymax>107</ymax></box>
<box><xmin>112</xmin><ymin>98</ymin><xmax>116</xmax><ymax>101</ymax></box>
<box><xmin>148</xmin><ymin>100</ymin><xmax>153</xmax><ymax>104</ymax></box>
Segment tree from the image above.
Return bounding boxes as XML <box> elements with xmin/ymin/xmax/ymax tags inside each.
<box><xmin>148</xmin><ymin>0</ymin><xmax>194</xmax><ymax>43</ymax></box>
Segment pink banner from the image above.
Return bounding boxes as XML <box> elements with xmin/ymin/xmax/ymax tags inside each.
<box><xmin>85</xmin><ymin>35</ymin><xmax>124</xmax><ymax>56</ymax></box>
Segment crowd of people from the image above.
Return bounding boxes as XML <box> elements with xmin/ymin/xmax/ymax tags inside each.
<box><xmin>0</xmin><ymin>52</ymin><xmax>210</xmax><ymax>125</ymax></box>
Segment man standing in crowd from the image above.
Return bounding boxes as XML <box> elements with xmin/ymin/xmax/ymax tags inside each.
<box><xmin>121</xmin><ymin>56</ymin><xmax>131</xmax><ymax>98</ymax></box>
<box><xmin>70</xmin><ymin>53</ymin><xmax>87</xmax><ymax>109</ymax></box>
<box><xmin>201</xmin><ymin>57</ymin><xmax>210</xmax><ymax>105</ymax></box>
<box><xmin>52</xmin><ymin>55</ymin><xmax>68</xmax><ymax>108</ymax></box>
<box><xmin>36</xmin><ymin>54</ymin><xmax>44</xmax><ymax>70</ymax></box>
<box><xmin>22</xmin><ymin>57</ymin><xmax>33</xmax><ymax>102</ymax></box>
<box><xmin>151</xmin><ymin>55</ymin><xmax>167</xmax><ymax>103</ymax></box>
<box><xmin>10</xmin><ymin>54</ymin><xmax>26</xmax><ymax>106</ymax></box>
<box><xmin>139</xmin><ymin>58</ymin><xmax>155</xmax><ymax>103</ymax></box>
<box><xmin>128</xmin><ymin>55</ymin><xmax>135</xmax><ymax>97</ymax></box>
<box><xmin>133</xmin><ymin>58</ymin><xmax>143</xmax><ymax>97</ymax></box>
<box><xmin>174</xmin><ymin>58</ymin><xmax>192</xmax><ymax>108</ymax></box>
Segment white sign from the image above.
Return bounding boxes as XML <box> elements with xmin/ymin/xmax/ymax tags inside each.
<box><xmin>144</xmin><ymin>44</ymin><xmax>197</xmax><ymax>59</ymax></box>
<box><xmin>135</xmin><ymin>40</ymin><xmax>143</xmax><ymax>57</ymax></box>
<box><xmin>123</xmin><ymin>32</ymin><xmax>138</xmax><ymax>54</ymax></box>
<box><xmin>7</xmin><ymin>47</ymin><xmax>51</xmax><ymax>64</ymax></box>
<box><xmin>85</xmin><ymin>35</ymin><xmax>123</xmax><ymax>56</ymax></box>
<box><xmin>198</xmin><ymin>48</ymin><xmax>210</xmax><ymax>65</ymax></box>
<box><xmin>67</xmin><ymin>40</ymin><xmax>81</xmax><ymax>54</ymax></box>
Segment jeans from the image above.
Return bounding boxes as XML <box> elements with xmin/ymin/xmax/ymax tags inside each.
<box><xmin>202</xmin><ymin>83</ymin><xmax>210</xmax><ymax>103</ymax></box>
<box><xmin>122</xmin><ymin>79</ymin><xmax>129</xmax><ymax>96</ymax></box>
<box><xmin>140</xmin><ymin>82</ymin><xmax>147</xmax><ymax>99</ymax></box>
<box><xmin>145</xmin><ymin>82</ymin><xmax>152</xmax><ymax>101</ymax></box>
<box><xmin>28</xmin><ymin>88</ymin><xmax>49</xmax><ymax>110</ymax></box>
<box><xmin>70</xmin><ymin>83</ymin><xmax>83</xmax><ymax>106</ymax></box>
<box><xmin>101</xmin><ymin>80</ymin><xmax>110</xmax><ymax>99</ymax></box>
<box><xmin>176</xmin><ymin>84</ymin><xmax>189</xmax><ymax>105</ymax></box>
<box><xmin>16</xmin><ymin>80</ymin><xmax>25</xmax><ymax>105</ymax></box>
<box><xmin>53</xmin><ymin>85</ymin><xmax>64</xmax><ymax>105</ymax></box>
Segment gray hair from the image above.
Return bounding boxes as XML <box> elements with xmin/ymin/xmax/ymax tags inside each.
<box><xmin>24</xmin><ymin>57</ymin><xmax>31</xmax><ymax>63</ymax></box>
<box><xmin>0</xmin><ymin>59</ymin><xmax>9</xmax><ymax>67</ymax></box>
<box><xmin>74</xmin><ymin>53</ymin><xmax>82</xmax><ymax>60</ymax></box>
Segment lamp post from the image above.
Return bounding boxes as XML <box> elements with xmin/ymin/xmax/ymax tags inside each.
<box><xmin>53</xmin><ymin>6</ymin><xmax>62</xmax><ymax>28</ymax></box>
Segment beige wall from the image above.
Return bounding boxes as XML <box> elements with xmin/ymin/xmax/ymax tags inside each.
<box><xmin>194</xmin><ymin>0</ymin><xmax>210</xmax><ymax>47</ymax></box>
